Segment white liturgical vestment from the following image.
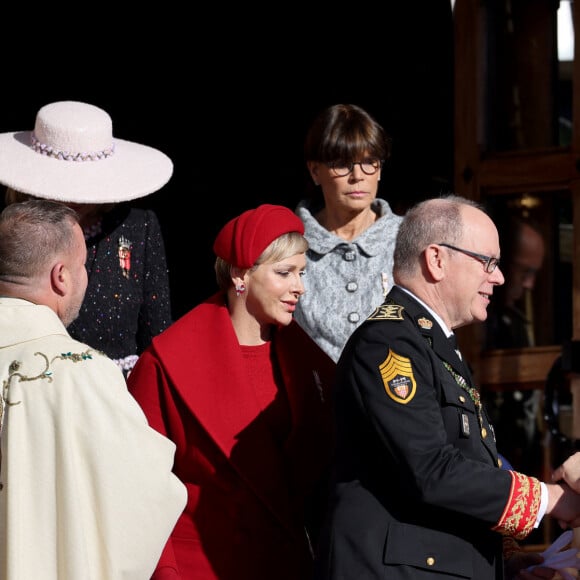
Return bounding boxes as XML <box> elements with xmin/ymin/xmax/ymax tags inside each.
<box><xmin>0</xmin><ymin>297</ymin><xmax>186</xmax><ymax>580</ymax></box>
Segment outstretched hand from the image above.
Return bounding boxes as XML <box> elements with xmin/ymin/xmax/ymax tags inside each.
<box><xmin>553</xmin><ymin>451</ymin><xmax>580</xmax><ymax>493</ymax></box>
<box><xmin>545</xmin><ymin>481</ymin><xmax>580</xmax><ymax>529</ymax></box>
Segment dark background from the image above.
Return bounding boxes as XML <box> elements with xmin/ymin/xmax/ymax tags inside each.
<box><xmin>1</xmin><ymin>3</ymin><xmax>454</xmax><ymax>320</ymax></box>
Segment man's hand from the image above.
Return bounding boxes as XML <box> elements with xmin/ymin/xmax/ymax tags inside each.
<box><xmin>545</xmin><ymin>482</ymin><xmax>580</xmax><ymax>529</ymax></box>
<box><xmin>553</xmin><ymin>451</ymin><xmax>580</xmax><ymax>492</ymax></box>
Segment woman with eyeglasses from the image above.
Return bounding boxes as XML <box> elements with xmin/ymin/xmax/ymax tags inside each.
<box><xmin>294</xmin><ymin>103</ymin><xmax>404</xmax><ymax>363</ymax></box>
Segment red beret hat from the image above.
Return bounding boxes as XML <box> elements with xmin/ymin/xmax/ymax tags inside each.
<box><xmin>213</xmin><ymin>204</ymin><xmax>305</xmax><ymax>268</ymax></box>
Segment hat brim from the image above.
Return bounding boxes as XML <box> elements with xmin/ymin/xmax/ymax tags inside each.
<box><xmin>0</xmin><ymin>131</ymin><xmax>173</xmax><ymax>203</ymax></box>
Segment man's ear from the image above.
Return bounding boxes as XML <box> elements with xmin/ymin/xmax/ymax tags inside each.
<box><xmin>50</xmin><ymin>262</ymin><xmax>67</xmax><ymax>296</ymax></box>
<box><xmin>424</xmin><ymin>244</ymin><xmax>446</xmax><ymax>281</ymax></box>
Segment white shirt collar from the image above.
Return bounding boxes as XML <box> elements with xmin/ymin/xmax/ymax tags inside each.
<box><xmin>395</xmin><ymin>285</ymin><xmax>453</xmax><ymax>338</ymax></box>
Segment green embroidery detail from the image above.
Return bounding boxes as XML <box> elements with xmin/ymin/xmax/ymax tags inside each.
<box><xmin>59</xmin><ymin>351</ymin><xmax>94</xmax><ymax>363</ymax></box>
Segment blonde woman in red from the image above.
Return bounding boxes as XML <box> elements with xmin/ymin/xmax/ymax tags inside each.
<box><xmin>128</xmin><ymin>204</ymin><xmax>336</xmax><ymax>579</ymax></box>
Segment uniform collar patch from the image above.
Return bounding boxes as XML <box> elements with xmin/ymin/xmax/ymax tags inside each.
<box><xmin>368</xmin><ymin>304</ymin><xmax>404</xmax><ymax>321</ymax></box>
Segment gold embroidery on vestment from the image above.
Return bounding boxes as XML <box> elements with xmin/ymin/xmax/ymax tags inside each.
<box><xmin>0</xmin><ymin>350</ymin><xmax>95</xmax><ymax>431</ymax></box>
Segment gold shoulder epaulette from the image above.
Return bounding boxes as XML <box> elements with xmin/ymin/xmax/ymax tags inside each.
<box><xmin>367</xmin><ymin>304</ymin><xmax>405</xmax><ymax>321</ymax></box>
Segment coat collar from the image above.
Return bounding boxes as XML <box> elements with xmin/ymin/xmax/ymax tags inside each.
<box><xmin>296</xmin><ymin>197</ymin><xmax>394</xmax><ymax>256</ymax></box>
<box><xmin>0</xmin><ymin>297</ymin><xmax>67</xmax><ymax>347</ymax></box>
<box><xmin>150</xmin><ymin>293</ymin><xmax>335</xmax><ymax>535</ymax></box>
<box><xmin>154</xmin><ymin>294</ymin><xmax>276</xmax><ymax>454</ymax></box>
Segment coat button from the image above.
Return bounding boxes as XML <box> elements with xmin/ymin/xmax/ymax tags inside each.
<box><xmin>346</xmin><ymin>281</ymin><xmax>358</xmax><ymax>292</ymax></box>
<box><xmin>481</xmin><ymin>427</ymin><xmax>487</xmax><ymax>438</ymax></box>
<box><xmin>344</xmin><ymin>250</ymin><xmax>356</xmax><ymax>261</ymax></box>
<box><xmin>458</xmin><ymin>395</ymin><xmax>466</xmax><ymax>403</ymax></box>
<box><xmin>426</xmin><ymin>557</ymin><xmax>435</xmax><ymax>566</ymax></box>
<box><xmin>348</xmin><ymin>312</ymin><xmax>360</xmax><ymax>323</ymax></box>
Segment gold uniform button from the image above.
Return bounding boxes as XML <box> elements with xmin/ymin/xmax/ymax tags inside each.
<box><xmin>426</xmin><ymin>557</ymin><xmax>435</xmax><ymax>566</ymax></box>
<box><xmin>481</xmin><ymin>427</ymin><xmax>487</xmax><ymax>438</ymax></box>
<box><xmin>498</xmin><ymin>457</ymin><xmax>503</xmax><ymax>468</ymax></box>
<box><xmin>458</xmin><ymin>395</ymin><xmax>466</xmax><ymax>403</ymax></box>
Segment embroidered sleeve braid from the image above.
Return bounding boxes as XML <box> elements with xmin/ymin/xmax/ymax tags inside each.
<box><xmin>492</xmin><ymin>471</ymin><xmax>541</xmax><ymax>540</ymax></box>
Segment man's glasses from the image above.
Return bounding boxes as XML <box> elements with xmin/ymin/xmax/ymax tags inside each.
<box><xmin>326</xmin><ymin>158</ymin><xmax>382</xmax><ymax>177</ymax></box>
<box><xmin>439</xmin><ymin>243</ymin><xmax>500</xmax><ymax>273</ymax></box>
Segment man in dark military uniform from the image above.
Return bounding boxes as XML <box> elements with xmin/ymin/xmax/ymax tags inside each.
<box><xmin>314</xmin><ymin>195</ymin><xmax>580</xmax><ymax>580</ymax></box>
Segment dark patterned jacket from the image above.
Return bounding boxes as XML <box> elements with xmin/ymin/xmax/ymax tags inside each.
<box><xmin>67</xmin><ymin>204</ymin><xmax>172</xmax><ymax>373</ymax></box>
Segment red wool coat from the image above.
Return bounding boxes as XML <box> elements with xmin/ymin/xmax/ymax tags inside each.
<box><xmin>127</xmin><ymin>293</ymin><xmax>336</xmax><ymax>580</ymax></box>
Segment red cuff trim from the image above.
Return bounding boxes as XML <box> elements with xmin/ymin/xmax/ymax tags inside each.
<box><xmin>492</xmin><ymin>471</ymin><xmax>541</xmax><ymax>540</ymax></box>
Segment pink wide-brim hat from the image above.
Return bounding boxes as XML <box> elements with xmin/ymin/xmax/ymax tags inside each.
<box><xmin>0</xmin><ymin>100</ymin><xmax>173</xmax><ymax>203</ymax></box>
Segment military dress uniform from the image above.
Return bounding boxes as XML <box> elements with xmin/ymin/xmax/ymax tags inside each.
<box><xmin>314</xmin><ymin>285</ymin><xmax>541</xmax><ymax>580</ymax></box>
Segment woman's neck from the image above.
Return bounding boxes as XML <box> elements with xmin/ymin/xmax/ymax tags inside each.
<box><xmin>316</xmin><ymin>206</ymin><xmax>377</xmax><ymax>241</ymax></box>
<box><xmin>227</xmin><ymin>290</ymin><xmax>272</xmax><ymax>345</ymax></box>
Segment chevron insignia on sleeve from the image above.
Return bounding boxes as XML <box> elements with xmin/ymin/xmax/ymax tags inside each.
<box><xmin>379</xmin><ymin>349</ymin><xmax>416</xmax><ymax>404</ymax></box>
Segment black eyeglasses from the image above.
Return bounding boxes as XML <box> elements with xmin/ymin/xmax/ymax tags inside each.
<box><xmin>326</xmin><ymin>158</ymin><xmax>382</xmax><ymax>177</ymax></box>
<box><xmin>439</xmin><ymin>243</ymin><xmax>500</xmax><ymax>273</ymax></box>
